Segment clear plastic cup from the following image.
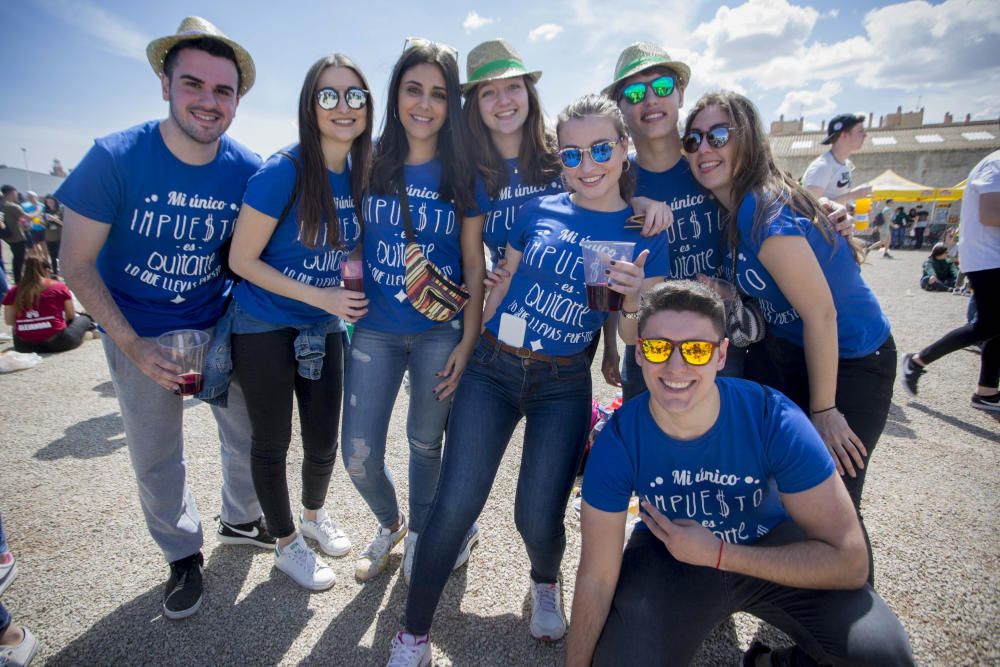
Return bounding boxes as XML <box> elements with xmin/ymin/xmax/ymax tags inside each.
<box><xmin>156</xmin><ymin>329</ymin><xmax>210</xmax><ymax>396</ymax></box>
<box><xmin>580</xmin><ymin>240</ymin><xmax>635</xmax><ymax>311</ymax></box>
<box><xmin>341</xmin><ymin>258</ymin><xmax>364</xmax><ymax>293</ymax></box>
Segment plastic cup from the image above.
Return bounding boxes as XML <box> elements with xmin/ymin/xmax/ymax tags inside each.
<box><xmin>581</xmin><ymin>240</ymin><xmax>635</xmax><ymax>311</ymax></box>
<box><xmin>341</xmin><ymin>258</ymin><xmax>364</xmax><ymax>293</ymax></box>
<box><xmin>156</xmin><ymin>329</ymin><xmax>210</xmax><ymax>396</ymax></box>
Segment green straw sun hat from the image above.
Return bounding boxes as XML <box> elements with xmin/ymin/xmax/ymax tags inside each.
<box><xmin>462</xmin><ymin>38</ymin><xmax>541</xmax><ymax>94</ymax></box>
<box><xmin>602</xmin><ymin>42</ymin><xmax>690</xmax><ymax>98</ymax></box>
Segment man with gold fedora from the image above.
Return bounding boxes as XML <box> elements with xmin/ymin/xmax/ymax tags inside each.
<box><xmin>58</xmin><ymin>16</ymin><xmax>270</xmax><ymax>621</ymax></box>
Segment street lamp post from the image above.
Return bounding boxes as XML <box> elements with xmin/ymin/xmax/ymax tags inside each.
<box><xmin>20</xmin><ymin>147</ymin><xmax>31</xmax><ymax>192</ymax></box>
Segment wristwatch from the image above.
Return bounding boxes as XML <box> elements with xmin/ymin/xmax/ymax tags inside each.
<box><xmin>621</xmin><ymin>309</ymin><xmax>639</xmax><ymax>320</ymax></box>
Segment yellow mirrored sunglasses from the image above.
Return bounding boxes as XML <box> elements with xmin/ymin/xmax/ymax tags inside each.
<box><xmin>637</xmin><ymin>337</ymin><xmax>721</xmax><ymax>366</ymax></box>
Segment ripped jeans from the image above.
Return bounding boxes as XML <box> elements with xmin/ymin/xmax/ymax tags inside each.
<box><xmin>340</xmin><ymin>320</ymin><xmax>464</xmax><ymax>533</ymax></box>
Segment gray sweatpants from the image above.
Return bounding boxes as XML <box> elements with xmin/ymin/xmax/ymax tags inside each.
<box><xmin>102</xmin><ymin>334</ymin><xmax>261</xmax><ymax>563</ymax></box>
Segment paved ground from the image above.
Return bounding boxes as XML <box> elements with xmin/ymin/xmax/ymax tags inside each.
<box><xmin>1</xmin><ymin>248</ymin><xmax>997</xmax><ymax>666</ymax></box>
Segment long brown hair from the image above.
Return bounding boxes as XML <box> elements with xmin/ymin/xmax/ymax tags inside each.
<box><xmin>685</xmin><ymin>91</ymin><xmax>863</xmax><ymax>265</ymax></box>
<box><xmin>370</xmin><ymin>41</ymin><xmax>476</xmax><ymax>213</ymax></box>
<box><xmin>556</xmin><ymin>94</ymin><xmax>636</xmax><ymax>201</ymax></box>
<box><xmin>296</xmin><ymin>54</ymin><xmax>373</xmax><ymax>248</ymax></box>
<box><xmin>463</xmin><ymin>76</ymin><xmax>561</xmax><ymax>198</ymax></box>
<box><xmin>14</xmin><ymin>249</ymin><xmax>52</xmax><ymax>313</ymax></box>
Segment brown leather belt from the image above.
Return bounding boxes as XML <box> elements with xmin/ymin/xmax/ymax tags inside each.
<box><xmin>481</xmin><ymin>329</ymin><xmax>573</xmax><ymax>366</ymax></box>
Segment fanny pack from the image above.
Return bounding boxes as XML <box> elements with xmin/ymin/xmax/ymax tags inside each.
<box><xmin>397</xmin><ymin>183</ymin><xmax>469</xmax><ymax>322</ymax></box>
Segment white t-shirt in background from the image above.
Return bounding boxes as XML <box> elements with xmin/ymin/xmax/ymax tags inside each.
<box><xmin>959</xmin><ymin>149</ymin><xmax>1000</xmax><ymax>273</ymax></box>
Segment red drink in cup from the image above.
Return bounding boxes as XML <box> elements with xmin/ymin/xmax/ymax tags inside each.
<box><xmin>156</xmin><ymin>329</ymin><xmax>210</xmax><ymax>396</ymax></box>
<box><xmin>580</xmin><ymin>240</ymin><xmax>635</xmax><ymax>312</ymax></box>
<box><xmin>342</xmin><ymin>258</ymin><xmax>364</xmax><ymax>293</ymax></box>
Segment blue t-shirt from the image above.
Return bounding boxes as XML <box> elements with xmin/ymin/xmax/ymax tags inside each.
<box><xmin>55</xmin><ymin>120</ymin><xmax>261</xmax><ymax>337</ymax></box>
<box><xmin>484</xmin><ymin>192</ymin><xmax>670</xmax><ymax>356</ymax></box>
<box><xmin>633</xmin><ymin>156</ymin><xmax>724</xmax><ymax>280</ymax></box>
<box><xmin>233</xmin><ymin>147</ymin><xmax>360</xmax><ymax>327</ymax></box>
<box><xmin>731</xmin><ymin>194</ymin><xmax>890</xmax><ymax>358</ymax></box>
<box><xmin>481</xmin><ymin>158</ymin><xmax>563</xmax><ymax>263</ymax></box>
<box><xmin>359</xmin><ymin>158</ymin><xmax>488</xmax><ymax>334</ymax></box>
<box><xmin>583</xmin><ymin>378</ymin><xmax>835</xmax><ymax>545</ymax></box>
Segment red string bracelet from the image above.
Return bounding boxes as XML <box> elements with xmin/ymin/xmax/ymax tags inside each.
<box><xmin>715</xmin><ymin>539</ymin><xmax>725</xmax><ymax>569</ymax></box>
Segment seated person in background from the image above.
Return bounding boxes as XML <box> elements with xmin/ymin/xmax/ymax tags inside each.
<box><xmin>920</xmin><ymin>243</ymin><xmax>959</xmax><ymax>291</ymax></box>
<box><xmin>567</xmin><ymin>280</ymin><xmax>914</xmax><ymax>667</ymax></box>
<box><xmin>2</xmin><ymin>252</ymin><xmax>94</xmax><ymax>353</ymax></box>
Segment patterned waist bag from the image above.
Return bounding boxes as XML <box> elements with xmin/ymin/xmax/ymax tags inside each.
<box><xmin>397</xmin><ymin>183</ymin><xmax>469</xmax><ymax>322</ymax></box>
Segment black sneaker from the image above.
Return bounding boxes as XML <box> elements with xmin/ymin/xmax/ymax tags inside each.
<box><xmin>164</xmin><ymin>552</ymin><xmax>204</xmax><ymax>620</ymax></box>
<box><xmin>901</xmin><ymin>353</ymin><xmax>925</xmax><ymax>396</ymax></box>
<box><xmin>971</xmin><ymin>393</ymin><xmax>1000</xmax><ymax>413</ymax></box>
<box><xmin>217</xmin><ymin>516</ymin><xmax>276</xmax><ymax>549</ymax></box>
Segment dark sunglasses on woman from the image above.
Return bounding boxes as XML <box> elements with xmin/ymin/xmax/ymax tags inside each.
<box><xmin>681</xmin><ymin>126</ymin><xmax>731</xmax><ymax>154</ymax></box>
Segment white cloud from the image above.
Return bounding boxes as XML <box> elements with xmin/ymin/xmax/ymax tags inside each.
<box><xmin>859</xmin><ymin>0</ymin><xmax>1000</xmax><ymax>89</ymax></box>
<box><xmin>692</xmin><ymin>0</ymin><xmax>818</xmax><ymax>69</ymax></box>
<box><xmin>529</xmin><ymin>24</ymin><xmax>564</xmax><ymax>42</ymax></box>
<box><xmin>776</xmin><ymin>81</ymin><xmax>844</xmax><ymax>118</ymax></box>
<box><xmin>463</xmin><ymin>11</ymin><xmax>495</xmax><ymax>32</ymax></box>
<box><xmin>38</xmin><ymin>0</ymin><xmax>149</xmax><ymax>63</ymax></box>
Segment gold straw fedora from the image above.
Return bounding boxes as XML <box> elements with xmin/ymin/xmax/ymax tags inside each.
<box><xmin>602</xmin><ymin>42</ymin><xmax>690</xmax><ymax>98</ymax></box>
<box><xmin>462</xmin><ymin>38</ymin><xmax>541</xmax><ymax>94</ymax></box>
<box><xmin>146</xmin><ymin>16</ymin><xmax>255</xmax><ymax>96</ymax></box>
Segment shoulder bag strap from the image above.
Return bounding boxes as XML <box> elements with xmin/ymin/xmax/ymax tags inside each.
<box><xmin>396</xmin><ymin>179</ymin><xmax>417</xmax><ymax>244</ymax></box>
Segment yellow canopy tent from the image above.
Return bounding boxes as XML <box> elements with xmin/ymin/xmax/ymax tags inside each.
<box><xmin>853</xmin><ymin>171</ymin><xmax>963</xmax><ymax>230</ymax></box>
<box><xmin>932</xmin><ymin>179</ymin><xmax>966</xmax><ymax>202</ymax></box>
<box><xmin>863</xmin><ymin>169</ymin><xmax>939</xmax><ymax>202</ymax></box>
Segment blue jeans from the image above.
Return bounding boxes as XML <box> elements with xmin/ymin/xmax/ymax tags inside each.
<box><xmin>341</xmin><ymin>321</ymin><xmax>464</xmax><ymax>533</ymax></box>
<box><xmin>891</xmin><ymin>226</ymin><xmax>907</xmax><ymax>248</ymax></box>
<box><xmin>404</xmin><ymin>336</ymin><xmax>593</xmax><ymax>635</ymax></box>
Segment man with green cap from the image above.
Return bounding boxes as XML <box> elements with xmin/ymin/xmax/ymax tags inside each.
<box><xmin>58</xmin><ymin>16</ymin><xmax>271</xmax><ymax>621</ymax></box>
<box><xmin>604</xmin><ymin>42</ymin><xmax>738</xmax><ymax>400</ymax></box>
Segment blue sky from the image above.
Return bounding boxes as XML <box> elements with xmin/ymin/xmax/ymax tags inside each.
<box><xmin>2</xmin><ymin>0</ymin><xmax>999</xmax><ymax>174</ymax></box>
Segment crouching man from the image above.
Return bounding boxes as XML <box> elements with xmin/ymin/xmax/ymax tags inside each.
<box><xmin>567</xmin><ymin>280</ymin><xmax>913</xmax><ymax>666</ymax></box>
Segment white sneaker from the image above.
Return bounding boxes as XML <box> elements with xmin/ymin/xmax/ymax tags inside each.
<box><xmin>402</xmin><ymin>522</ymin><xmax>480</xmax><ymax>586</ymax></box>
<box><xmin>0</xmin><ymin>626</ymin><xmax>39</xmax><ymax>667</ymax></box>
<box><xmin>275</xmin><ymin>534</ymin><xmax>336</xmax><ymax>591</ymax></box>
<box><xmin>0</xmin><ymin>332</ymin><xmax>12</xmax><ymax>342</ymax></box>
<box><xmin>387</xmin><ymin>631</ymin><xmax>431</xmax><ymax>667</ymax></box>
<box><xmin>301</xmin><ymin>508</ymin><xmax>352</xmax><ymax>557</ymax></box>
<box><xmin>529</xmin><ymin>581</ymin><xmax>566</xmax><ymax>641</ymax></box>
<box><xmin>402</xmin><ymin>531</ymin><xmax>418</xmax><ymax>585</ymax></box>
<box><xmin>0</xmin><ymin>552</ymin><xmax>17</xmax><ymax>596</ymax></box>
<box><xmin>355</xmin><ymin>516</ymin><xmax>408</xmax><ymax>581</ymax></box>
<box><xmin>453</xmin><ymin>522</ymin><xmax>480</xmax><ymax>570</ymax></box>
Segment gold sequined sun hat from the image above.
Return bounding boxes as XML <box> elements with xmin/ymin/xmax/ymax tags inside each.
<box><xmin>462</xmin><ymin>38</ymin><xmax>541</xmax><ymax>94</ymax></box>
<box><xmin>146</xmin><ymin>16</ymin><xmax>256</xmax><ymax>96</ymax></box>
<box><xmin>602</xmin><ymin>42</ymin><xmax>690</xmax><ymax>98</ymax></box>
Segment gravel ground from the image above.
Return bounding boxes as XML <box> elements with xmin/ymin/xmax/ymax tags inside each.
<box><xmin>1</xmin><ymin>248</ymin><xmax>997</xmax><ymax>666</ymax></box>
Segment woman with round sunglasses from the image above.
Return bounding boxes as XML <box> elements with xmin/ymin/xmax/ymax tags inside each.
<box><xmin>226</xmin><ymin>54</ymin><xmax>371</xmax><ymax>591</ymax></box>
<box><xmin>464</xmin><ymin>39</ymin><xmax>673</xmax><ymax>387</ymax></box>
<box><xmin>682</xmin><ymin>91</ymin><xmax>895</xmax><ymax>583</ymax></box>
<box><xmin>341</xmin><ymin>39</ymin><xmax>487</xmax><ymax>586</ymax></box>
<box><xmin>388</xmin><ymin>94</ymin><xmax>669</xmax><ymax>664</ymax></box>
